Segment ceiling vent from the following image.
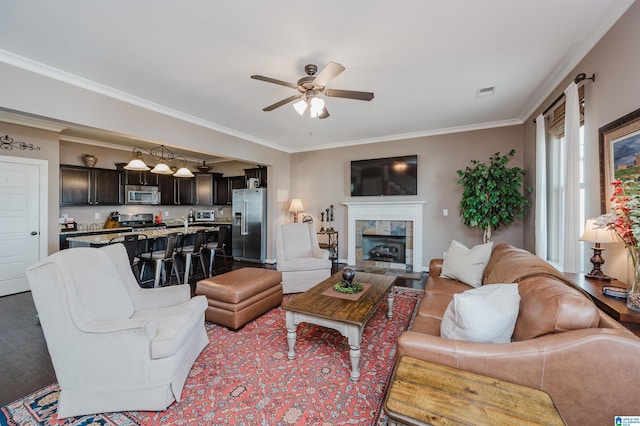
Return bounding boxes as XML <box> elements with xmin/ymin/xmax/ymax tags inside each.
<box><xmin>476</xmin><ymin>86</ymin><xmax>495</xmax><ymax>97</ymax></box>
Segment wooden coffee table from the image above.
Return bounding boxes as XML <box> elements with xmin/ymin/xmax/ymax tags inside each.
<box><xmin>283</xmin><ymin>271</ymin><xmax>396</xmax><ymax>381</ymax></box>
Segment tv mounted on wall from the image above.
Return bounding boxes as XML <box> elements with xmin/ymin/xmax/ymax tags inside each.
<box><xmin>350</xmin><ymin>155</ymin><xmax>417</xmax><ymax>196</ymax></box>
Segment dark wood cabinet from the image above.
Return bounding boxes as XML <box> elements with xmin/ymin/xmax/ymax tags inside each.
<box><xmin>214</xmin><ymin>175</ymin><xmax>230</xmax><ymax>205</ymax></box>
<box><xmin>157</xmin><ymin>174</ymin><xmax>194</xmax><ymax>205</ymax></box>
<box><xmin>60</xmin><ymin>166</ymin><xmax>91</xmax><ymax>205</ymax></box>
<box><xmin>60</xmin><ymin>165</ymin><xmax>123</xmax><ymax>206</ymax></box>
<box><xmin>125</xmin><ymin>170</ymin><xmax>158</xmax><ymax>186</ymax></box>
<box><xmin>158</xmin><ymin>174</ymin><xmax>175</xmax><ymax>205</ymax></box>
<box><xmin>214</xmin><ymin>175</ymin><xmax>245</xmax><ymax>205</ymax></box>
<box><xmin>176</xmin><ymin>177</ymin><xmax>194</xmax><ymax>205</ymax></box>
<box><xmin>93</xmin><ymin>169</ymin><xmax>123</xmax><ymax>205</ymax></box>
<box><xmin>194</xmin><ymin>173</ymin><xmax>214</xmax><ymax>206</ymax></box>
<box><xmin>244</xmin><ymin>166</ymin><xmax>267</xmax><ymax>188</ymax></box>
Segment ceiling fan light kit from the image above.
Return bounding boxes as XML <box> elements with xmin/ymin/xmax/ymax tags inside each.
<box><xmin>251</xmin><ymin>62</ymin><xmax>374</xmax><ymax>119</ymax></box>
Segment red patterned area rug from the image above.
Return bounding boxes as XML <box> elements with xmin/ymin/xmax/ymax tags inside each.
<box><xmin>1</xmin><ymin>287</ymin><xmax>421</xmax><ymax>426</ymax></box>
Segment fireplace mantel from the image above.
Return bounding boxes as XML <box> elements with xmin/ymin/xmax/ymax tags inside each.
<box><xmin>343</xmin><ymin>201</ymin><xmax>425</xmax><ymax>271</ymax></box>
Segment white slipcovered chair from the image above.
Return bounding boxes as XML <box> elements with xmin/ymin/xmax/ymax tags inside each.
<box><xmin>25</xmin><ymin>243</ymin><xmax>209</xmax><ymax>418</ymax></box>
<box><xmin>276</xmin><ymin>223</ymin><xmax>332</xmax><ymax>293</ymax></box>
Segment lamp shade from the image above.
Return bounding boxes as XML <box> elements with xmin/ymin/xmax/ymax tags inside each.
<box><xmin>309</xmin><ymin>97</ymin><xmax>325</xmax><ymax>118</ymax></box>
<box><xmin>580</xmin><ymin>218</ymin><xmax>619</xmax><ymax>244</ymax></box>
<box><xmin>288</xmin><ymin>198</ymin><xmax>305</xmax><ymax>213</ymax></box>
<box><xmin>173</xmin><ymin>166</ymin><xmax>194</xmax><ymax>178</ymax></box>
<box><xmin>150</xmin><ymin>160</ymin><xmax>173</xmax><ymax>175</ymax></box>
<box><xmin>293</xmin><ymin>99</ymin><xmax>307</xmax><ymax>115</ymax></box>
<box><xmin>124</xmin><ymin>153</ymin><xmax>150</xmax><ymax>171</ymax></box>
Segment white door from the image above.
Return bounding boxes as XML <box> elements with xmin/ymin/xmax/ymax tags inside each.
<box><xmin>0</xmin><ymin>157</ymin><xmax>44</xmax><ymax>296</ymax></box>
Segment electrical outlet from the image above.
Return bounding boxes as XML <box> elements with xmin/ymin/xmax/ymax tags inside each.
<box><xmin>94</xmin><ymin>212</ymin><xmax>100</xmax><ymax>219</ymax></box>
<box><xmin>443</xmin><ymin>209</ymin><xmax>448</xmax><ymax>216</ymax></box>
<box><xmin>165</xmin><ymin>211</ymin><xmax>169</xmax><ymax>217</ymax></box>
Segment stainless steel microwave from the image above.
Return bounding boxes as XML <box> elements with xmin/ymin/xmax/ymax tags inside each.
<box><xmin>125</xmin><ymin>185</ymin><xmax>160</xmax><ymax>205</ymax></box>
<box><xmin>195</xmin><ymin>210</ymin><xmax>215</xmax><ymax>222</ymax></box>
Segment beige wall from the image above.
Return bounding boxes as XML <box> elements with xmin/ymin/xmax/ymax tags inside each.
<box><xmin>291</xmin><ymin>125</ymin><xmax>526</xmax><ymax>266</ymax></box>
<box><xmin>0</xmin><ymin>122</ymin><xmax>60</xmax><ymax>254</ymax></box>
<box><xmin>523</xmin><ymin>0</ymin><xmax>640</xmax><ymax>278</ymax></box>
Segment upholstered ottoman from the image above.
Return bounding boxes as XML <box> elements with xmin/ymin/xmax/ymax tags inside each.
<box><xmin>196</xmin><ymin>268</ymin><xmax>283</xmax><ymax>330</ymax></box>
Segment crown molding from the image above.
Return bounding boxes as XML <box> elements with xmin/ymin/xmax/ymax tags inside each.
<box><xmin>0</xmin><ymin>109</ymin><xmax>68</xmax><ymax>132</ymax></box>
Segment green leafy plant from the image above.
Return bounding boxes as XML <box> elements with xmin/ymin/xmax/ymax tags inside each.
<box><xmin>333</xmin><ymin>281</ymin><xmax>364</xmax><ymax>294</ymax></box>
<box><xmin>457</xmin><ymin>149</ymin><xmax>531</xmax><ymax>243</ymax></box>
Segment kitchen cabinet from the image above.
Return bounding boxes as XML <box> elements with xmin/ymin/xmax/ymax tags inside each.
<box><xmin>158</xmin><ymin>174</ymin><xmax>194</xmax><ymax>205</ymax></box>
<box><xmin>125</xmin><ymin>170</ymin><xmax>158</xmax><ymax>186</ymax></box>
<box><xmin>60</xmin><ymin>165</ymin><xmax>123</xmax><ymax>206</ymax></box>
<box><xmin>194</xmin><ymin>173</ymin><xmax>215</xmax><ymax>206</ymax></box>
<box><xmin>244</xmin><ymin>166</ymin><xmax>267</xmax><ymax>188</ymax></box>
<box><xmin>93</xmin><ymin>169</ymin><xmax>123</xmax><ymax>205</ymax></box>
<box><xmin>215</xmin><ymin>175</ymin><xmax>245</xmax><ymax>205</ymax></box>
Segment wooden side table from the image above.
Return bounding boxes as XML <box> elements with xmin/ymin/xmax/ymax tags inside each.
<box><xmin>562</xmin><ymin>273</ymin><xmax>640</xmax><ymax>325</ymax></box>
<box><xmin>317</xmin><ymin>231</ymin><xmax>338</xmax><ymax>263</ymax></box>
<box><xmin>384</xmin><ymin>356</ymin><xmax>565</xmax><ymax>426</ymax></box>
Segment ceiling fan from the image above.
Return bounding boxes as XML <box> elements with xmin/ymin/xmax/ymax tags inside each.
<box><xmin>251</xmin><ymin>62</ymin><xmax>374</xmax><ymax>119</ymax></box>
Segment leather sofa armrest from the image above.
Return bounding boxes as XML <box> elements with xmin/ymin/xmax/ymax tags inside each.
<box><xmin>397</xmin><ymin>329</ymin><xmax>640</xmax><ymax>426</ymax></box>
<box><xmin>429</xmin><ymin>259</ymin><xmax>443</xmax><ymax>277</ymax></box>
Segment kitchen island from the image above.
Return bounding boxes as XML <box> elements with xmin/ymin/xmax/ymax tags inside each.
<box><xmin>66</xmin><ymin>225</ymin><xmax>218</xmax><ymax>248</ymax></box>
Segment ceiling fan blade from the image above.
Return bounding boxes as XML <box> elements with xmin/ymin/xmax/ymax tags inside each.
<box><xmin>324</xmin><ymin>89</ymin><xmax>374</xmax><ymax>101</ymax></box>
<box><xmin>313</xmin><ymin>62</ymin><xmax>345</xmax><ymax>87</ymax></box>
<box><xmin>262</xmin><ymin>95</ymin><xmax>302</xmax><ymax>112</ymax></box>
<box><xmin>318</xmin><ymin>107</ymin><xmax>330</xmax><ymax>119</ymax></box>
<box><xmin>251</xmin><ymin>75</ymin><xmax>299</xmax><ymax>90</ymax></box>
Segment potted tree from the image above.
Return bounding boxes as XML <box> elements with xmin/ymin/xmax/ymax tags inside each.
<box><xmin>457</xmin><ymin>149</ymin><xmax>531</xmax><ymax>243</ymax></box>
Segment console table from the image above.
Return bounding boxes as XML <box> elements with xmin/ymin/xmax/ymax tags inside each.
<box><xmin>563</xmin><ymin>273</ymin><xmax>640</xmax><ymax>325</ymax></box>
<box><xmin>384</xmin><ymin>356</ymin><xmax>565</xmax><ymax>425</ymax></box>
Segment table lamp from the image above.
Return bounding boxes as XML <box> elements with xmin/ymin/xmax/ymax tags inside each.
<box><xmin>579</xmin><ymin>218</ymin><xmax>619</xmax><ymax>281</ymax></box>
<box><xmin>288</xmin><ymin>198</ymin><xmax>305</xmax><ymax>223</ymax></box>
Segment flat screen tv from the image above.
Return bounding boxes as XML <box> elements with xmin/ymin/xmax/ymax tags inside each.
<box><xmin>350</xmin><ymin>155</ymin><xmax>417</xmax><ymax>196</ymax></box>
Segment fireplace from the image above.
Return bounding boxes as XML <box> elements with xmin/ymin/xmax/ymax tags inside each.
<box><xmin>344</xmin><ymin>201</ymin><xmax>425</xmax><ymax>271</ymax></box>
<box><xmin>363</xmin><ymin>235</ymin><xmax>406</xmax><ymax>263</ymax></box>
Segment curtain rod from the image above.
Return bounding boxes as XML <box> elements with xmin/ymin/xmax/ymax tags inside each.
<box><xmin>533</xmin><ymin>73</ymin><xmax>595</xmax><ymax>123</ymax></box>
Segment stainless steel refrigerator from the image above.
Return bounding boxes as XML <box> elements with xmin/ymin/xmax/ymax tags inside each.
<box><xmin>232</xmin><ymin>188</ymin><xmax>267</xmax><ymax>263</ymax></box>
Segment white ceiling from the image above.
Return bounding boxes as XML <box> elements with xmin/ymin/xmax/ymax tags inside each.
<box><xmin>0</xmin><ymin>1</ymin><xmax>635</xmax><ymax>153</ymax></box>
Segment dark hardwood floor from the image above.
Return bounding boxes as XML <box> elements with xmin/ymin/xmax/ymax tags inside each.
<box><xmin>0</xmin><ymin>260</ymin><xmax>426</xmax><ymax>406</ymax></box>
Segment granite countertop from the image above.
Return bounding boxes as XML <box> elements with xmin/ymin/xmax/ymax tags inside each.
<box><xmin>65</xmin><ymin>225</ymin><xmax>218</xmax><ymax>246</ymax></box>
<box><xmin>60</xmin><ymin>226</ymin><xmax>133</xmax><ymax>236</ymax></box>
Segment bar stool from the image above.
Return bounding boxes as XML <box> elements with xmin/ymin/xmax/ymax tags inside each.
<box><xmin>207</xmin><ymin>225</ymin><xmax>230</xmax><ymax>276</ymax></box>
<box><xmin>177</xmin><ymin>230</ymin><xmax>207</xmax><ymax>284</ymax></box>
<box><xmin>140</xmin><ymin>232</ymin><xmax>181</xmax><ymax>287</ymax></box>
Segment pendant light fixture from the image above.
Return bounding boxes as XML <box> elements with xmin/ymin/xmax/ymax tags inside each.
<box><xmin>124</xmin><ymin>144</ymin><xmax>194</xmax><ymax>177</ymax></box>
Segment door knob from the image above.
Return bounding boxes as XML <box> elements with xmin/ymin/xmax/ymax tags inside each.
<box><xmin>31</xmin><ymin>231</ymin><xmax>38</xmax><ymax>235</ymax></box>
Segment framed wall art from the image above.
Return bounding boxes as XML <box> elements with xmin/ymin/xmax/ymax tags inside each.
<box><xmin>599</xmin><ymin>107</ymin><xmax>640</xmax><ymax>212</ymax></box>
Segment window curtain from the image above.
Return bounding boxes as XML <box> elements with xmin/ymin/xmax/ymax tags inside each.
<box><xmin>561</xmin><ymin>82</ymin><xmax>581</xmax><ymax>273</ymax></box>
<box><xmin>535</xmin><ymin>113</ymin><xmax>547</xmax><ymax>259</ymax></box>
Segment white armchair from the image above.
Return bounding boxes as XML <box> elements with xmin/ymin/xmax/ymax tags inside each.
<box><xmin>276</xmin><ymin>223</ymin><xmax>332</xmax><ymax>293</ymax></box>
<box><xmin>25</xmin><ymin>243</ymin><xmax>209</xmax><ymax>418</ymax></box>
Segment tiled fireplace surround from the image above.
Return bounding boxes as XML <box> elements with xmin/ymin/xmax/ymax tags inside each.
<box><xmin>344</xmin><ymin>202</ymin><xmax>425</xmax><ymax>272</ymax></box>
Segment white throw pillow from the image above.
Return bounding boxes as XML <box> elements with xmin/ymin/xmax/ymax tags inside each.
<box><xmin>440</xmin><ymin>284</ymin><xmax>520</xmax><ymax>343</ymax></box>
<box><xmin>440</xmin><ymin>240</ymin><xmax>493</xmax><ymax>287</ymax></box>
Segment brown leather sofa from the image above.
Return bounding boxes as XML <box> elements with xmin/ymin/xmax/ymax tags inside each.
<box><xmin>397</xmin><ymin>243</ymin><xmax>640</xmax><ymax>426</ymax></box>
